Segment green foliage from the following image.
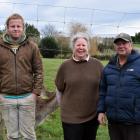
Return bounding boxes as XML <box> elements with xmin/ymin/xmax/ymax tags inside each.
<box><xmin>57</xmin><ymin>46</ymin><xmax>72</xmax><ymax>59</ymax></box>
<box><xmin>56</xmin><ymin>36</ymin><xmax>72</xmax><ymax>59</ymax></box>
<box><xmin>98</xmin><ymin>37</ymin><xmax>114</xmax><ymax>53</ymax></box>
<box><xmin>39</xmin><ymin>37</ymin><xmax>60</xmax><ymax>58</ymax></box>
<box><xmin>93</xmin><ymin>49</ymin><xmax>115</xmax><ymax>60</ymax></box>
<box><xmin>25</xmin><ymin>23</ymin><xmax>40</xmax><ymax>38</ymax></box>
<box><xmin>132</xmin><ymin>32</ymin><xmax>140</xmax><ymax>43</ymax></box>
<box><xmin>36</xmin><ymin>109</ymin><xmax>63</xmax><ymax>139</ymax></box>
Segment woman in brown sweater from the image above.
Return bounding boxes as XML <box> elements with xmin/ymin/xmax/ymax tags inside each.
<box><xmin>55</xmin><ymin>32</ymin><xmax>103</xmax><ymax>140</ymax></box>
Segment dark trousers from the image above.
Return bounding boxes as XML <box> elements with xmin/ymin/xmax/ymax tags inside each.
<box><xmin>108</xmin><ymin>123</ymin><xmax>140</xmax><ymax>140</ymax></box>
<box><xmin>62</xmin><ymin>117</ymin><xmax>99</xmax><ymax>140</ymax></box>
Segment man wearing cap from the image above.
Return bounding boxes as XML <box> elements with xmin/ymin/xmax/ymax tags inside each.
<box><xmin>97</xmin><ymin>33</ymin><xmax>140</xmax><ymax>140</ymax></box>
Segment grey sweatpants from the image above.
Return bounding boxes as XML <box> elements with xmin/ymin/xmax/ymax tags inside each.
<box><xmin>0</xmin><ymin>93</ymin><xmax>36</xmax><ymax>140</ymax></box>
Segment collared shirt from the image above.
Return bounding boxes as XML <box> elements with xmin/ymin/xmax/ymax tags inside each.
<box><xmin>72</xmin><ymin>55</ymin><xmax>90</xmax><ymax>62</ymax></box>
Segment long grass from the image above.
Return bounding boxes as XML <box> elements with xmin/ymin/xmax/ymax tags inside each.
<box><xmin>36</xmin><ymin>58</ymin><xmax>109</xmax><ymax>140</ymax></box>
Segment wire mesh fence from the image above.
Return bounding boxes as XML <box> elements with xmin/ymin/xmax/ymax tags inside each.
<box><xmin>0</xmin><ymin>1</ymin><xmax>140</xmax><ymax>36</ymax></box>
<box><xmin>0</xmin><ymin>2</ymin><xmax>139</xmax><ymax>140</ymax></box>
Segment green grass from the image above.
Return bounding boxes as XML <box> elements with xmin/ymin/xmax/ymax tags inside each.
<box><xmin>134</xmin><ymin>43</ymin><xmax>140</xmax><ymax>48</ymax></box>
<box><xmin>36</xmin><ymin>58</ymin><xmax>109</xmax><ymax>140</ymax></box>
<box><xmin>42</xmin><ymin>58</ymin><xmax>63</xmax><ymax>91</ymax></box>
<box><xmin>36</xmin><ymin>109</ymin><xmax>63</xmax><ymax>140</ymax></box>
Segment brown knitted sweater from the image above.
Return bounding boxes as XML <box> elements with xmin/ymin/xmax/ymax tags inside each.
<box><xmin>55</xmin><ymin>57</ymin><xmax>103</xmax><ymax>123</ymax></box>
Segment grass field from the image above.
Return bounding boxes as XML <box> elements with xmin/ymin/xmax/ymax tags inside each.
<box><xmin>134</xmin><ymin>43</ymin><xmax>140</xmax><ymax>48</ymax></box>
<box><xmin>36</xmin><ymin>58</ymin><xmax>109</xmax><ymax>140</ymax></box>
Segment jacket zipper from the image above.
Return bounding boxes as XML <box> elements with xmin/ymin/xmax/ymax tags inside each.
<box><xmin>115</xmin><ymin>67</ymin><xmax>122</xmax><ymax>121</ymax></box>
<box><xmin>14</xmin><ymin>52</ymin><xmax>18</xmax><ymax>94</ymax></box>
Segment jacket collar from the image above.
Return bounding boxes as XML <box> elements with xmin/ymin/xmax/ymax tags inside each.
<box><xmin>2</xmin><ymin>33</ymin><xmax>26</xmax><ymax>45</ymax></box>
<box><xmin>109</xmin><ymin>50</ymin><xmax>140</xmax><ymax>65</ymax></box>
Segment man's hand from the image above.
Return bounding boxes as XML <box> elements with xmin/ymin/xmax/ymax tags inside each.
<box><xmin>98</xmin><ymin>113</ymin><xmax>106</xmax><ymax>125</ymax></box>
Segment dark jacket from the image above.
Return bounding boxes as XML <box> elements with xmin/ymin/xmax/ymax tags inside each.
<box><xmin>97</xmin><ymin>50</ymin><xmax>140</xmax><ymax>124</ymax></box>
<box><xmin>0</xmin><ymin>37</ymin><xmax>43</xmax><ymax>95</ymax></box>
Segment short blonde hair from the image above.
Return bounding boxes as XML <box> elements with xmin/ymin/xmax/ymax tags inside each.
<box><xmin>5</xmin><ymin>13</ymin><xmax>25</xmax><ymax>27</ymax></box>
<box><xmin>70</xmin><ymin>32</ymin><xmax>90</xmax><ymax>48</ymax></box>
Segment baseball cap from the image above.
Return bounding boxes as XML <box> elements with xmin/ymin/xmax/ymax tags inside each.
<box><xmin>114</xmin><ymin>33</ymin><xmax>132</xmax><ymax>44</ymax></box>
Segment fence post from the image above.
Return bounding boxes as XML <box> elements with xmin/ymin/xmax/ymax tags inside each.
<box><xmin>0</xmin><ymin>111</ymin><xmax>6</xmax><ymax>140</ymax></box>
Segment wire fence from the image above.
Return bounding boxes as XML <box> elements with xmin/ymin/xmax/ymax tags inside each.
<box><xmin>0</xmin><ymin>1</ymin><xmax>140</xmax><ymax>36</ymax></box>
<box><xmin>1</xmin><ymin>2</ymin><xmax>138</xmax><ymax>139</ymax></box>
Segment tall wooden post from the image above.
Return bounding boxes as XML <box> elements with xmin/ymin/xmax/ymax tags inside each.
<box><xmin>0</xmin><ymin>111</ymin><xmax>6</xmax><ymax>140</ymax></box>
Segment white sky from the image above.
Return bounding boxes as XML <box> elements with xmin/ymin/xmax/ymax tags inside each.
<box><xmin>0</xmin><ymin>0</ymin><xmax>140</xmax><ymax>36</ymax></box>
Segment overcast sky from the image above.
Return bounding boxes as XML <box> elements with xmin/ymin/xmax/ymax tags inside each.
<box><xmin>0</xmin><ymin>0</ymin><xmax>140</xmax><ymax>36</ymax></box>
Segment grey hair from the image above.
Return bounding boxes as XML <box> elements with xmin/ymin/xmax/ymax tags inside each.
<box><xmin>70</xmin><ymin>32</ymin><xmax>90</xmax><ymax>48</ymax></box>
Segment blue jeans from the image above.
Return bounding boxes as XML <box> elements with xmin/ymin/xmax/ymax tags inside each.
<box><xmin>0</xmin><ymin>93</ymin><xmax>36</xmax><ymax>140</ymax></box>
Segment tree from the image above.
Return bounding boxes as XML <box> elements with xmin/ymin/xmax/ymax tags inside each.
<box><xmin>41</xmin><ymin>24</ymin><xmax>58</xmax><ymax>37</ymax></box>
<box><xmin>98</xmin><ymin>37</ymin><xmax>114</xmax><ymax>53</ymax></box>
<box><xmin>69</xmin><ymin>22</ymin><xmax>88</xmax><ymax>36</ymax></box>
<box><xmin>133</xmin><ymin>32</ymin><xmax>140</xmax><ymax>43</ymax></box>
<box><xmin>56</xmin><ymin>35</ymin><xmax>72</xmax><ymax>58</ymax></box>
<box><xmin>89</xmin><ymin>37</ymin><xmax>98</xmax><ymax>56</ymax></box>
<box><xmin>39</xmin><ymin>36</ymin><xmax>59</xmax><ymax>58</ymax></box>
<box><xmin>25</xmin><ymin>23</ymin><xmax>40</xmax><ymax>42</ymax></box>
